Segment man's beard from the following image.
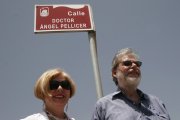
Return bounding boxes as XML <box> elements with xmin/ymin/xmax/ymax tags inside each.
<box><xmin>117</xmin><ymin>71</ymin><xmax>141</xmax><ymax>89</ymax></box>
<box><xmin>125</xmin><ymin>75</ymin><xmax>141</xmax><ymax>88</ymax></box>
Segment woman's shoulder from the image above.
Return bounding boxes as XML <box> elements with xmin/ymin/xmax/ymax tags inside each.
<box><xmin>69</xmin><ymin>118</ymin><xmax>75</xmax><ymax>120</ymax></box>
<box><xmin>20</xmin><ymin>112</ymin><xmax>48</xmax><ymax>120</ymax></box>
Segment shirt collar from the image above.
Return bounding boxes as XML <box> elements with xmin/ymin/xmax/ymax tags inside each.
<box><xmin>112</xmin><ymin>88</ymin><xmax>147</xmax><ymax>101</ymax></box>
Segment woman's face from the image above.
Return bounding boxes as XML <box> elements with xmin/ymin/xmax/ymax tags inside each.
<box><xmin>44</xmin><ymin>75</ymin><xmax>71</xmax><ymax>109</ymax></box>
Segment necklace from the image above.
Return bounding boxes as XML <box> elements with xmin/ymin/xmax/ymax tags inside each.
<box><xmin>45</xmin><ymin>110</ymin><xmax>68</xmax><ymax>120</ymax></box>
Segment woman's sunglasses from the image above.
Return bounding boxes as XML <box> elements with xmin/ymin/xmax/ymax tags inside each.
<box><xmin>121</xmin><ymin>60</ymin><xmax>142</xmax><ymax>67</ymax></box>
<box><xmin>49</xmin><ymin>80</ymin><xmax>71</xmax><ymax>90</ymax></box>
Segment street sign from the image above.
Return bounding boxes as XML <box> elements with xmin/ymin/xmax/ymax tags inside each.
<box><xmin>34</xmin><ymin>4</ymin><xmax>95</xmax><ymax>32</ymax></box>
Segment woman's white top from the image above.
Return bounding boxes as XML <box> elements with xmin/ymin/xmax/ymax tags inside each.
<box><xmin>20</xmin><ymin>112</ymin><xmax>75</xmax><ymax>120</ymax></box>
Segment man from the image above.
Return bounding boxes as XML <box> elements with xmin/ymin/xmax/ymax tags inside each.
<box><xmin>91</xmin><ymin>48</ymin><xmax>170</xmax><ymax>120</ymax></box>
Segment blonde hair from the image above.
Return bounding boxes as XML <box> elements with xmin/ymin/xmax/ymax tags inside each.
<box><xmin>34</xmin><ymin>68</ymin><xmax>76</xmax><ymax>100</ymax></box>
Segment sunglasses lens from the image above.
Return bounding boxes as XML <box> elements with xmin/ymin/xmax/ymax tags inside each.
<box><xmin>122</xmin><ymin>61</ymin><xmax>142</xmax><ymax>67</ymax></box>
<box><xmin>49</xmin><ymin>80</ymin><xmax>60</xmax><ymax>90</ymax></box>
<box><xmin>123</xmin><ymin>61</ymin><xmax>132</xmax><ymax>66</ymax></box>
<box><xmin>49</xmin><ymin>80</ymin><xmax>71</xmax><ymax>90</ymax></box>
<box><xmin>136</xmin><ymin>61</ymin><xmax>142</xmax><ymax>67</ymax></box>
<box><xmin>60</xmin><ymin>81</ymin><xmax>71</xmax><ymax>90</ymax></box>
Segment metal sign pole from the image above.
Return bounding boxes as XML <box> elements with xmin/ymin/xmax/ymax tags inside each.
<box><xmin>88</xmin><ymin>30</ymin><xmax>103</xmax><ymax>99</ymax></box>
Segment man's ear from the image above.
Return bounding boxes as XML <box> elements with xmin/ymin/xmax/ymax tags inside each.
<box><xmin>112</xmin><ymin>70</ymin><xmax>117</xmax><ymax>78</ymax></box>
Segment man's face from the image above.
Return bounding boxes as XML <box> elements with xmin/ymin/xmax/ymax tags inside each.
<box><xmin>112</xmin><ymin>54</ymin><xmax>142</xmax><ymax>89</ymax></box>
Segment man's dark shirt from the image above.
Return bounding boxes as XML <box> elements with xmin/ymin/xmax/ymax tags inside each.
<box><xmin>91</xmin><ymin>89</ymin><xmax>170</xmax><ymax>120</ymax></box>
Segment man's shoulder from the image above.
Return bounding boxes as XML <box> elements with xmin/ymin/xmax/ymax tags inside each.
<box><xmin>96</xmin><ymin>92</ymin><xmax>118</xmax><ymax>103</ymax></box>
<box><xmin>144</xmin><ymin>92</ymin><xmax>160</xmax><ymax>100</ymax></box>
<box><xmin>141</xmin><ymin>91</ymin><xmax>165</xmax><ymax>105</ymax></box>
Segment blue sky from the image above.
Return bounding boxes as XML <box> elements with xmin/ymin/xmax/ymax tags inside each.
<box><xmin>0</xmin><ymin>0</ymin><xmax>179</xmax><ymax>120</ymax></box>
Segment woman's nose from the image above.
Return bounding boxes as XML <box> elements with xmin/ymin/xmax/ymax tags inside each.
<box><xmin>57</xmin><ymin>85</ymin><xmax>63</xmax><ymax>91</ymax></box>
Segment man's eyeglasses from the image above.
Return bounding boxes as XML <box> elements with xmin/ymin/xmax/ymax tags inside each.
<box><xmin>49</xmin><ymin>80</ymin><xmax>71</xmax><ymax>90</ymax></box>
<box><xmin>121</xmin><ymin>60</ymin><xmax>142</xmax><ymax>67</ymax></box>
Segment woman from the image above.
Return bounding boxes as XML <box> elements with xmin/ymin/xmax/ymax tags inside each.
<box><xmin>21</xmin><ymin>68</ymin><xmax>76</xmax><ymax>120</ymax></box>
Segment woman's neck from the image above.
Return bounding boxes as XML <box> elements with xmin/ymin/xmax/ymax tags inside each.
<box><xmin>45</xmin><ymin>106</ymin><xmax>66</xmax><ymax>119</ymax></box>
